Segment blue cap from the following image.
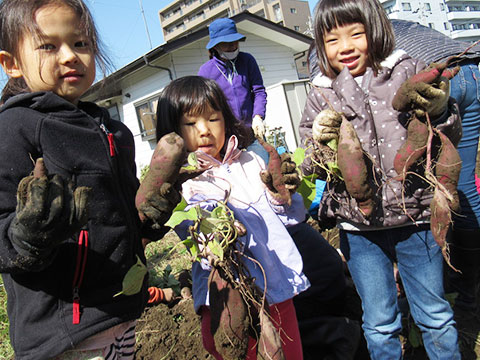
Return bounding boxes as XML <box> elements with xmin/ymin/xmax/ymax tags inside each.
<box><xmin>206</xmin><ymin>18</ymin><xmax>246</xmax><ymax>50</ymax></box>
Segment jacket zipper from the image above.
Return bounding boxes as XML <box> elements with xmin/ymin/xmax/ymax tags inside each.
<box><xmin>72</xmin><ymin>230</ymin><xmax>89</xmax><ymax>324</ymax></box>
<box><xmin>100</xmin><ymin>123</ymin><xmax>116</xmax><ymax>157</ymax></box>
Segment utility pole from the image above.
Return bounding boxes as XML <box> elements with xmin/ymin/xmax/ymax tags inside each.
<box><xmin>139</xmin><ymin>0</ymin><xmax>153</xmax><ymax>49</ymax></box>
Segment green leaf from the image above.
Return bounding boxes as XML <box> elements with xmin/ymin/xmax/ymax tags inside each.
<box><xmin>208</xmin><ymin>240</ymin><xmax>224</xmax><ymax>261</ymax></box>
<box><xmin>326</xmin><ymin>138</ymin><xmax>338</xmax><ymax>151</ymax></box>
<box><xmin>165</xmin><ymin>206</ymin><xmax>198</xmax><ymax>228</ymax></box>
<box><xmin>292</xmin><ymin>147</ymin><xmax>306</xmax><ymax>167</ymax></box>
<box><xmin>187</xmin><ymin>152</ymin><xmax>198</xmax><ymax>167</ymax></box>
<box><xmin>199</xmin><ymin>217</ymin><xmax>225</xmax><ymax>235</ymax></box>
<box><xmin>173</xmin><ymin>197</ymin><xmax>188</xmax><ymax>212</ymax></box>
<box><xmin>297</xmin><ymin>174</ymin><xmax>317</xmax><ymax>209</ymax></box>
<box><xmin>114</xmin><ymin>255</ymin><xmax>147</xmax><ymax>297</ymax></box>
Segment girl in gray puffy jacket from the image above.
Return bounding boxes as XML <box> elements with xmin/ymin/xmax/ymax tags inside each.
<box><xmin>299</xmin><ymin>0</ymin><xmax>461</xmax><ymax>359</ymax></box>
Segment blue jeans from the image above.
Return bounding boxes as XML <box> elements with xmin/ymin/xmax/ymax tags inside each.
<box><xmin>340</xmin><ymin>225</ymin><xmax>460</xmax><ymax>360</ymax></box>
<box><xmin>450</xmin><ymin>61</ymin><xmax>480</xmax><ymax>229</ymax></box>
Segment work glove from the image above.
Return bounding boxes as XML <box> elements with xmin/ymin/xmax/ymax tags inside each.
<box><xmin>312</xmin><ymin>109</ymin><xmax>342</xmax><ymax>144</ymax></box>
<box><xmin>252</xmin><ymin>115</ymin><xmax>265</xmax><ymax>139</ymax></box>
<box><xmin>392</xmin><ymin>64</ymin><xmax>450</xmax><ymax>118</ymax></box>
<box><xmin>260</xmin><ymin>152</ymin><xmax>301</xmax><ymax>195</ymax></box>
<box><xmin>10</xmin><ymin>158</ymin><xmax>90</xmax><ymax>258</ymax></box>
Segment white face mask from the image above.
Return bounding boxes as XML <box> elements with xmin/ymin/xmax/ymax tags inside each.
<box><xmin>219</xmin><ymin>48</ymin><xmax>239</xmax><ymax>61</ymax></box>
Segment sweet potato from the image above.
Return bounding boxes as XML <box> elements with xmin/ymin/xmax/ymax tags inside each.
<box><xmin>257</xmin><ymin>137</ymin><xmax>292</xmax><ymax>206</ymax></box>
<box><xmin>135</xmin><ymin>132</ymin><xmax>204</xmax><ymax>227</ymax></box>
<box><xmin>257</xmin><ymin>309</ymin><xmax>286</xmax><ymax>360</ymax></box>
<box><xmin>434</xmin><ymin>131</ymin><xmax>462</xmax><ymax>212</ymax></box>
<box><xmin>430</xmin><ymin>188</ymin><xmax>456</xmax><ymax>270</ymax></box>
<box><xmin>208</xmin><ymin>267</ymin><xmax>250</xmax><ymax>360</ymax></box>
<box><xmin>394</xmin><ymin>116</ymin><xmax>429</xmax><ymax>179</ymax></box>
<box><xmin>337</xmin><ymin>116</ymin><xmax>374</xmax><ymax>217</ymax></box>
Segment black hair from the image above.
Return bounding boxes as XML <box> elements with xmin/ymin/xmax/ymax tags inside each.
<box><xmin>313</xmin><ymin>0</ymin><xmax>395</xmax><ymax>78</ymax></box>
<box><xmin>156</xmin><ymin>76</ymin><xmax>253</xmax><ymax>153</ymax></box>
<box><xmin>0</xmin><ymin>0</ymin><xmax>112</xmax><ymax>103</ymax></box>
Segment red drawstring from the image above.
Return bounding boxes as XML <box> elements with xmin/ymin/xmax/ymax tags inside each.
<box><xmin>72</xmin><ymin>230</ymin><xmax>88</xmax><ymax>324</ymax></box>
<box><xmin>108</xmin><ymin>133</ymin><xmax>115</xmax><ymax>157</ymax></box>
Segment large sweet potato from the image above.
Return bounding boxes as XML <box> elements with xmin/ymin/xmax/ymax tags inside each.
<box><xmin>208</xmin><ymin>267</ymin><xmax>250</xmax><ymax>360</ymax></box>
<box><xmin>434</xmin><ymin>131</ymin><xmax>462</xmax><ymax>212</ymax></box>
<box><xmin>394</xmin><ymin>116</ymin><xmax>429</xmax><ymax>180</ymax></box>
<box><xmin>337</xmin><ymin>116</ymin><xmax>374</xmax><ymax>217</ymax></box>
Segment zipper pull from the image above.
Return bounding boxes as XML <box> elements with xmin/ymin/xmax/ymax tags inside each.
<box><xmin>72</xmin><ymin>287</ymin><xmax>80</xmax><ymax>324</ymax></box>
<box><xmin>100</xmin><ymin>124</ymin><xmax>116</xmax><ymax>157</ymax></box>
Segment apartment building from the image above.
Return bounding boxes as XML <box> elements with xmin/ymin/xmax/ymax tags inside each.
<box><xmin>380</xmin><ymin>0</ymin><xmax>480</xmax><ymax>41</ymax></box>
<box><xmin>159</xmin><ymin>0</ymin><xmax>311</xmax><ymax>42</ymax></box>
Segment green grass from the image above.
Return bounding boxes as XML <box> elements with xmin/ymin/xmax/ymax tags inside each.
<box><xmin>0</xmin><ymin>275</ymin><xmax>14</xmax><ymax>360</ymax></box>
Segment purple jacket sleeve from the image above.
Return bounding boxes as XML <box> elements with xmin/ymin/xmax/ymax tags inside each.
<box><xmin>247</xmin><ymin>54</ymin><xmax>267</xmax><ymax>119</ymax></box>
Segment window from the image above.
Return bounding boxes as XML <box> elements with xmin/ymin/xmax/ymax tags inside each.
<box><xmin>290</xmin><ymin>8</ymin><xmax>296</xmax><ymax>13</ymax></box>
<box><xmin>135</xmin><ymin>97</ymin><xmax>159</xmax><ymax>140</ymax></box>
<box><xmin>384</xmin><ymin>5</ymin><xmax>394</xmax><ymax>14</ymax></box>
<box><xmin>428</xmin><ymin>23</ymin><xmax>434</xmax><ymax>29</ymax></box>
<box><xmin>424</xmin><ymin>3</ymin><xmax>431</xmax><ymax>11</ymax></box>
<box><xmin>302</xmin><ymin>61</ymin><xmax>307</xmax><ymax>67</ymax></box>
<box><xmin>294</xmin><ymin>25</ymin><xmax>300</xmax><ymax>31</ymax></box>
<box><xmin>273</xmin><ymin>4</ymin><xmax>282</xmax><ymax>22</ymax></box>
<box><xmin>402</xmin><ymin>2</ymin><xmax>411</xmax><ymax>11</ymax></box>
<box><xmin>444</xmin><ymin>22</ymin><xmax>449</xmax><ymax>30</ymax></box>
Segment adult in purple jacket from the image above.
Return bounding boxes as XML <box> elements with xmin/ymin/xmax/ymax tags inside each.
<box><xmin>198</xmin><ymin>18</ymin><xmax>267</xmax><ymax>137</ymax></box>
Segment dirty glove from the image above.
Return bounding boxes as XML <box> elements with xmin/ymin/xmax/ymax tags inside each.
<box><xmin>136</xmin><ymin>132</ymin><xmax>204</xmax><ymax>229</ymax></box>
<box><xmin>252</xmin><ymin>115</ymin><xmax>265</xmax><ymax>139</ymax></box>
<box><xmin>10</xmin><ymin>158</ymin><xmax>90</xmax><ymax>258</ymax></box>
<box><xmin>312</xmin><ymin>109</ymin><xmax>342</xmax><ymax>145</ymax></box>
<box><xmin>260</xmin><ymin>152</ymin><xmax>301</xmax><ymax>195</ymax></box>
<box><xmin>392</xmin><ymin>64</ymin><xmax>450</xmax><ymax>118</ymax></box>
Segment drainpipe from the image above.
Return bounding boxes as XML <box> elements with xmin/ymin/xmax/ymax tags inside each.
<box><xmin>293</xmin><ymin>50</ymin><xmax>307</xmax><ymax>79</ymax></box>
<box><xmin>143</xmin><ymin>55</ymin><xmax>173</xmax><ymax>81</ymax></box>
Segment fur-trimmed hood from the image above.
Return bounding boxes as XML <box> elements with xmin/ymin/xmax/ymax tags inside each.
<box><xmin>311</xmin><ymin>50</ymin><xmax>409</xmax><ymax>88</ymax></box>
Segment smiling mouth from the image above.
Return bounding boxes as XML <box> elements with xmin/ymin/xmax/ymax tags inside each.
<box><xmin>341</xmin><ymin>56</ymin><xmax>359</xmax><ymax>65</ymax></box>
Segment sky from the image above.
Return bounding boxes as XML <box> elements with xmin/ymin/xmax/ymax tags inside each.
<box><xmin>86</xmin><ymin>0</ymin><xmax>318</xmax><ymax>74</ymax></box>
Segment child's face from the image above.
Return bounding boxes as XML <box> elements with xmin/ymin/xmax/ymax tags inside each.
<box><xmin>324</xmin><ymin>22</ymin><xmax>369</xmax><ymax>77</ymax></box>
<box><xmin>180</xmin><ymin>106</ymin><xmax>226</xmax><ymax>161</ymax></box>
<box><xmin>2</xmin><ymin>3</ymin><xmax>96</xmax><ymax>104</ymax></box>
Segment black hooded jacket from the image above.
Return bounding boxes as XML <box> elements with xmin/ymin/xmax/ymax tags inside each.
<box><xmin>0</xmin><ymin>92</ymin><xmax>153</xmax><ymax>359</ymax></box>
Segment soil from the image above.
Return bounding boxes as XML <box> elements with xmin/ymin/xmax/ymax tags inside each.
<box><xmin>135</xmin><ymin>298</ymin><xmax>212</xmax><ymax>360</ymax></box>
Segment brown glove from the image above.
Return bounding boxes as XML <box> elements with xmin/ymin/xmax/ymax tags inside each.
<box><xmin>260</xmin><ymin>152</ymin><xmax>301</xmax><ymax>194</ymax></box>
<box><xmin>392</xmin><ymin>63</ymin><xmax>450</xmax><ymax>118</ymax></box>
<box><xmin>10</xmin><ymin>158</ymin><xmax>90</xmax><ymax>258</ymax></box>
<box><xmin>312</xmin><ymin>109</ymin><xmax>342</xmax><ymax>144</ymax></box>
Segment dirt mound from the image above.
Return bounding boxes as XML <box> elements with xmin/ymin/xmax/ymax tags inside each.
<box><xmin>135</xmin><ymin>298</ymin><xmax>212</xmax><ymax>359</ymax></box>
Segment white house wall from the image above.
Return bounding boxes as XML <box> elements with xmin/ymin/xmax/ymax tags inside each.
<box><xmin>112</xmin><ymin>31</ymin><xmax>304</xmax><ymax>175</ymax></box>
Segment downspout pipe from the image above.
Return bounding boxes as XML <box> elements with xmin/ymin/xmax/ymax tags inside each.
<box><xmin>143</xmin><ymin>55</ymin><xmax>173</xmax><ymax>81</ymax></box>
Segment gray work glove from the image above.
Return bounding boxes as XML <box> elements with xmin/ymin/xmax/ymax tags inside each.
<box><xmin>312</xmin><ymin>109</ymin><xmax>342</xmax><ymax>144</ymax></box>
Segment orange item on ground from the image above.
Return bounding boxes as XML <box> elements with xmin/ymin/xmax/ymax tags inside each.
<box><xmin>147</xmin><ymin>287</ymin><xmax>164</xmax><ymax>305</ymax></box>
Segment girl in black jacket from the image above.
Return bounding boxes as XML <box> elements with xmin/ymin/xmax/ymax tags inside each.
<box><xmin>0</xmin><ymin>0</ymin><xmax>169</xmax><ymax>358</ymax></box>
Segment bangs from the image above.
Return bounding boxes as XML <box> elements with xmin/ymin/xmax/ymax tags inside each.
<box><xmin>316</xmin><ymin>1</ymin><xmax>366</xmax><ymax>32</ymax></box>
<box><xmin>180</xmin><ymin>89</ymin><xmax>221</xmax><ymax>116</ymax></box>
